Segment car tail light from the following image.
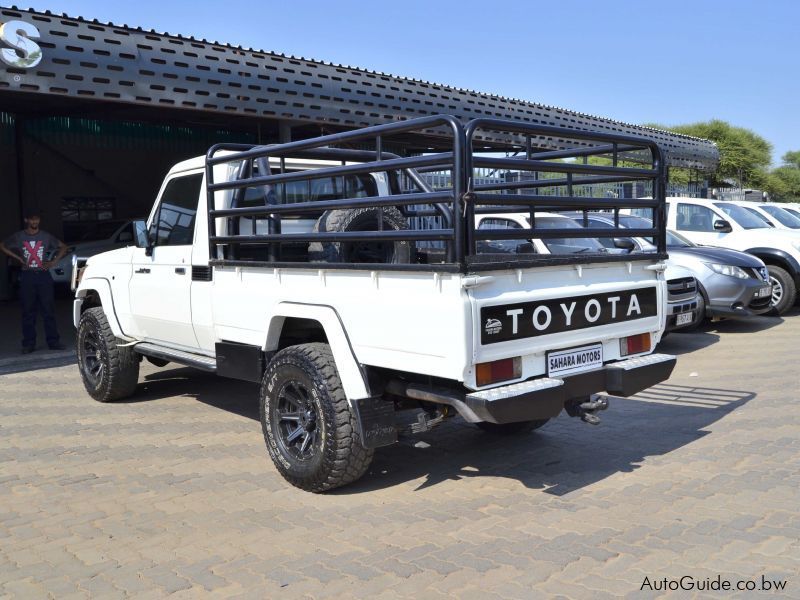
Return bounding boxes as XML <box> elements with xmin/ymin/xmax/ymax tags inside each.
<box><xmin>620</xmin><ymin>333</ymin><xmax>651</xmax><ymax>356</ymax></box>
<box><xmin>475</xmin><ymin>357</ymin><xmax>521</xmax><ymax>387</ymax></box>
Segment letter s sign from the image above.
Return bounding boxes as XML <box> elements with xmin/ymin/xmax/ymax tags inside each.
<box><xmin>0</xmin><ymin>20</ymin><xmax>42</xmax><ymax>69</ymax></box>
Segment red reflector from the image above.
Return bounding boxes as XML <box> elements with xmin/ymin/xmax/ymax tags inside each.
<box><xmin>621</xmin><ymin>333</ymin><xmax>651</xmax><ymax>356</ymax></box>
<box><xmin>476</xmin><ymin>357</ymin><xmax>521</xmax><ymax>387</ymax></box>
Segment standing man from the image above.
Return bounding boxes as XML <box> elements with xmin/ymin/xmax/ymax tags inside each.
<box><xmin>0</xmin><ymin>210</ymin><xmax>68</xmax><ymax>353</ymax></box>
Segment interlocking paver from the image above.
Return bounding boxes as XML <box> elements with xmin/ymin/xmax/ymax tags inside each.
<box><xmin>1</xmin><ymin>311</ymin><xmax>799</xmax><ymax>597</ymax></box>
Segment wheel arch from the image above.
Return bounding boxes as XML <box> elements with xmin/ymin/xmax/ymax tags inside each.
<box><xmin>74</xmin><ymin>278</ymin><xmax>126</xmax><ymax>338</ymax></box>
<box><xmin>265</xmin><ymin>303</ymin><xmax>371</xmax><ymax>401</ymax></box>
<box><xmin>745</xmin><ymin>248</ymin><xmax>800</xmax><ymax>284</ymax></box>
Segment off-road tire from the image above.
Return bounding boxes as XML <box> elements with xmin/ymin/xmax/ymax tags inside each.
<box><xmin>260</xmin><ymin>343</ymin><xmax>373</xmax><ymax>492</ymax></box>
<box><xmin>77</xmin><ymin>307</ymin><xmax>139</xmax><ymax>402</ymax></box>
<box><xmin>476</xmin><ymin>419</ymin><xmax>550</xmax><ymax>434</ymax></box>
<box><xmin>766</xmin><ymin>265</ymin><xmax>795</xmax><ymax>316</ymax></box>
<box><xmin>308</xmin><ymin>207</ymin><xmax>411</xmax><ymax>264</ymax></box>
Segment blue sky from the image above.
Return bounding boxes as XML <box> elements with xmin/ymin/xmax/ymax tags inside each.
<box><xmin>46</xmin><ymin>0</ymin><xmax>797</xmax><ymax>166</ymax></box>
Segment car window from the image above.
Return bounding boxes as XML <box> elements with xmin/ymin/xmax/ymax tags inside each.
<box><xmin>666</xmin><ymin>230</ymin><xmax>694</xmax><ymax>247</ymax></box>
<box><xmin>784</xmin><ymin>207</ymin><xmax>800</xmax><ymax>219</ymax></box>
<box><xmin>154</xmin><ymin>173</ymin><xmax>203</xmax><ymax>246</ymax></box>
<box><xmin>476</xmin><ymin>218</ymin><xmax>533</xmax><ymax>254</ymax></box>
<box><xmin>535</xmin><ymin>216</ymin><xmax>606</xmax><ymax>254</ymax></box>
<box><xmin>741</xmin><ymin>206</ymin><xmax>773</xmax><ymax>226</ymax></box>
<box><xmin>478</xmin><ymin>218</ymin><xmax>522</xmax><ymax>230</ymax></box>
<box><xmin>581</xmin><ymin>218</ymin><xmax>617</xmax><ymax>249</ymax></box>
<box><xmin>676</xmin><ymin>203</ymin><xmax>718</xmax><ymax>232</ymax></box>
<box><xmin>714</xmin><ymin>202</ymin><xmax>769</xmax><ymax>230</ymax></box>
<box><xmin>760</xmin><ymin>204</ymin><xmax>800</xmax><ymax>229</ymax></box>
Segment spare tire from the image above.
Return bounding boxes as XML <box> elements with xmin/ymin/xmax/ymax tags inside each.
<box><xmin>309</xmin><ymin>207</ymin><xmax>412</xmax><ymax>264</ymax></box>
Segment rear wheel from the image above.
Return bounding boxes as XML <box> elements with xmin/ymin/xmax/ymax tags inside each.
<box><xmin>77</xmin><ymin>307</ymin><xmax>139</xmax><ymax>402</ymax></box>
<box><xmin>766</xmin><ymin>265</ymin><xmax>795</xmax><ymax>315</ymax></box>
<box><xmin>260</xmin><ymin>343</ymin><xmax>373</xmax><ymax>492</ymax></box>
<box><xmin>476</xmin><ymin>419</ymin><xmax>549</xmax><ymax>435</ymax></box>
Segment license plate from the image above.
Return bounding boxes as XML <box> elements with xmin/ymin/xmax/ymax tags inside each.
<box><xmin>676</xmin><ymin>312</ymin><xmax>693</xmax><ymax>326</ymax></box>
<box><xmin>756</xmin><ymin>286</ymin><xmax>772</xmax><ymax>298</ymax></box>
<box><xmin>547</xmin><ymin>343</ymin><xmax>603</xmax><ymax>378</ymax></box>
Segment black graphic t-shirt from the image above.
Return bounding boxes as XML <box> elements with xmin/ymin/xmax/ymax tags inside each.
<box><xmin>3</xmin><ymin>230</ymin><xmax>59</xmax><ymax>271</ymax></box>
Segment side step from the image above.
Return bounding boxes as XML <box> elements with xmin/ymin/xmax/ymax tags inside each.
<box><xmin>134</xmin><ymin>342</ymin><xmax>216</xmax><ymax>372</ymax></box>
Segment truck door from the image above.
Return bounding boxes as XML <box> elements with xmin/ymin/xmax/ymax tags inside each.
<box><xmin>129</xmin><ymin>172</ymin><xmax>204</xmax><ymax>349</ymax></box>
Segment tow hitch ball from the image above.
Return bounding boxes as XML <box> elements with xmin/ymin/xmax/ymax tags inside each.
<box><xmin>566</xmin><ymin>395</ymin><xmax>610</xmax><ymax>425</ymax></box>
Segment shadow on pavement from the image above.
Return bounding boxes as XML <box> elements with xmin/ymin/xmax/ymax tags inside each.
<box><xmin>656</xmin><ymin>313</ymin><xmax>784</xmax><ymax>356</ymax></box>
<box><xmin>129</xmin><ymin>368</ymin><xmax>754</xmax><ymax>496</ymax></box>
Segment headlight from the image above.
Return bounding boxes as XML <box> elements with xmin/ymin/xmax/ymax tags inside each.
<box><xmin>705</xmin><ymin>263</ymin><xmax>749</xmax><ymax>279</ymax></box>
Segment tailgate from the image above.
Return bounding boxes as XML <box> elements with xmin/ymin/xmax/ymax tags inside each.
<box><xmin>466</xmin><ymin>261</ymin><xmax>665</xmax><ymax>387</ymax></box>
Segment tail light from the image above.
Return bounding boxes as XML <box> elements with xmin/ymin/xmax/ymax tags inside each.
<box><xmin>620</xmin><ymin>333</ymin><xmax>651</xmax><ymax>356</ymax></box>
<box><xmin>475</xmin><ymin>357</ymin><xmax>521</xmax><ymax>387</ymax></box>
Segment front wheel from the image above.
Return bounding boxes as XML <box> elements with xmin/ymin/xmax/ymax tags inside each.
<box><xmin>76</xmin><ymin>307</ymin><xmax>139</xmax><ymax>402</ymax></box>
<box><xmin>260</xmin><ymin>343</ymin><xmax>374</xmax><ymax>492</ymax></box>
<box><xmin>766</xmin><ymin>265</ymin><xmax>796</xmax><ymax>316</ymax></box>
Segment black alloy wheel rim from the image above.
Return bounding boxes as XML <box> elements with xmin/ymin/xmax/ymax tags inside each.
<box><xmin>82</xmin><ymin>327</ymin><xmax>104</xmax><ymax>385</ymax></box>
<box><xmin>273</xmin><ymin>380</ymin><xmax>320</xmax><ymax>461</ymax></box>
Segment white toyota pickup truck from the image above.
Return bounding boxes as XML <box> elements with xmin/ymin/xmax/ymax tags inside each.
<box><xmin>73</xmin><ymin>116</ymin><xmax>677</xmax><ymax>492</ymax></box>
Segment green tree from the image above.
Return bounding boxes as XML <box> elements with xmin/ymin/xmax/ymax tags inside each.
<box><xmin>644</xmin><ymin>120</ymin><xmax>772</xmax><ymax>188</ymax></box>
<box><xmin>765</xmin><ymin>150</ymin><xmax>800</xmax><ymax>201</ymax></box>
<box><xmin>781</xmin><ymin>150</ymin><xmax>800</xmax><ymax>169</ymax></box>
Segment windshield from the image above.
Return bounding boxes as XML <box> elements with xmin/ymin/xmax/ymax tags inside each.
<box><xmin>714</xmin><ymin>202</ymin><xmax>770</xmax><ymax>230</ymax></box>
<box><xmin>760</xmin><ymin>204</ymin><xmax>800</xmax><ymax>229</ymax></box>
<box><xmin>666</xmin><ymin>229</ymin><xmax>694</xmax><ymax>247</ymax></box>
<box><xmin>531</xmin><ymin>216</ymin><xmax>607</xmax><ymax>254</ymax></box>
<box><xmin>784</xmin><ymin>207</ymin><xmax>800</xmax><ymax>220</ymax></box>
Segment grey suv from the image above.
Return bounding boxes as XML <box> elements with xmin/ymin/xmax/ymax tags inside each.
<box><xmin>567</xmin><ymin>213</ymin><xmax>773</xmax><ymax>322</ymax></box>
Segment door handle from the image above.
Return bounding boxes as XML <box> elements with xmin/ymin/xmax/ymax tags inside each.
<box><xmin>135</xmin><ymin>268</ymin><xmax>151</xmax><ymax>274</ymax></box>
<box><xmin>175</xmin><ymin>267</ymin><xmax>186</xmax><ymax>275</ymax></box>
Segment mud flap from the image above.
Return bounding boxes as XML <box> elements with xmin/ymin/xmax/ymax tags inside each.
<box><xmin>351</xmin><ymin>397</ymin><xmax>397</xmax><ymax>449</ymax></box>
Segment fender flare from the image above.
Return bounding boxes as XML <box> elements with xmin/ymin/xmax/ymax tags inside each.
<box><xmin>266</xmin><ymin>302</ymin><xmax>370</xmax><ymax>401</ymax></box>
<box><xmin>74</xmin><ymin>278</ymin><xmax>128</xmax><ymax>339</ymax></box>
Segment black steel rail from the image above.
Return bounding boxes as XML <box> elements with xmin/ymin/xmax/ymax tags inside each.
<box><xmin>205</xmin><ymin>115</ymin><xmax>668</xmax><ymax>272</ymax></box>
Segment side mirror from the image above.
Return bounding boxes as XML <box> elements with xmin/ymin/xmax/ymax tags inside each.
<box><xmin>515</xmin><ymin>242</ymin><xmax>536</xmax><ymax>254</ymax></box>
<box><xmin>133</xmin><ymin>220</ymin><xmax>149</xmax><ymax>248</ymax></box>
<box><xmin>613</xmin><ymin>237</ymin><xmax>636</xmax><ymax>253</ymax></box>
<box><xmin>713</xmin><ymin>219</ymin><xmax>733</xmax><ymax>233</ymax></box>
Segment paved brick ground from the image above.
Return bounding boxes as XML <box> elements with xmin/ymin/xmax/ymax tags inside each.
<box><xmin>1</xmin><ymin>312</ymin><xmax>799</xmax><ymax>598</ymax></box>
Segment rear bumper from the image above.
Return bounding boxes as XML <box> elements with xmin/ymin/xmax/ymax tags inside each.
<box><xmin>465</xmin><ymin>353</ymin><xmax>676</xmax><ymax>424</ymax></box>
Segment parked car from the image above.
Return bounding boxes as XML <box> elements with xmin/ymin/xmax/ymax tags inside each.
<box><xmin>638</xmin><ymin>197</ymin><xmax>800</xmax><ymax>315</ymax></box>
<box><xmin>778</xmin><ymin>203</ymin><xmax>800</xmax><ymax>220</ymax></box>
<box><xmin>564</xmin><ymin>212</ymin><xmax>773</xmax><ymax>322</ymax></box>
<box><xmin>742</xmin><ymin>202</ymin><xmax>800</xmax><ymax>231</ymax></box>
<box><xmin>475</xmin><ymin>212</ymin><xmax>701</xmax><ymax>332</ymax></box>
<box><xmin>50</xmin><ymin>220</ymin><xmax>145</xmax><ymax>284</ymax></box>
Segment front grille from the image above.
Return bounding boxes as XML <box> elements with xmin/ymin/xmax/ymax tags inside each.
<box><xmin>748</xmin><ymin>267</ymin><xmax>770</xmax><ymax>282</ymax></box>
<box><xmin>667</xmin><ymin>276</ymin><xmax>697</xmax><ymax>302</ymax></box>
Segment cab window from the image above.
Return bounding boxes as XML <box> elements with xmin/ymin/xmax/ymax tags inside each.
<box><xmin>153</xmin><ymin>174</ymin><xmax>203</xmax><ymax>246</ymax></box>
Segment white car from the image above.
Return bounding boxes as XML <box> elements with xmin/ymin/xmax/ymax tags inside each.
<box><xmin>50</xmin><ymin>220</ymin><xmax>145</xmax><ymax>284</ymax></box>
<box><xmin>659</xmin><ymin>197</ymin><xmax>800</xmax><ymax>314</ymax></box>
<box><xmin>743</xmin><ymin>202</ymin><xmax>800</xmax><ymax>231</ymax></box>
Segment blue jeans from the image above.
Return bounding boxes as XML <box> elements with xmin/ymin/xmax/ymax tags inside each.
<box><xmin>19</xmin><ymin>270</ymin><xmax>60</xmax><ymax>349</ymax></box>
